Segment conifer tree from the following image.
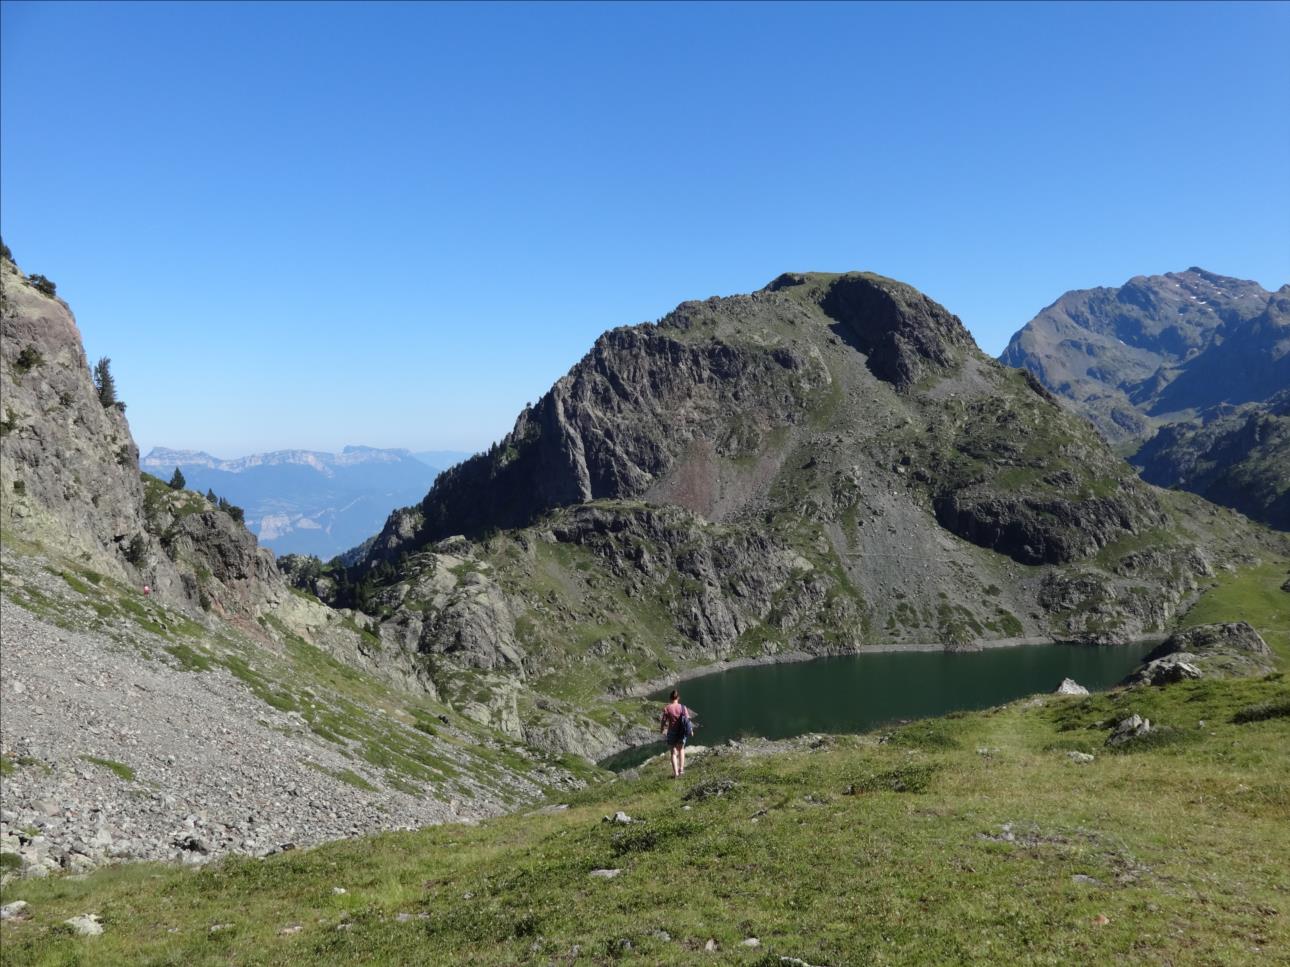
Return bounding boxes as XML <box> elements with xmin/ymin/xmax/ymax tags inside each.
<box><xmin>168</xmin><ymin>467</ymin><xmax>186</xmax><ymax>490</ymax></box>
<box><xmin>93</xmin><ymin>357</ymin><xmax>117</xmax><ymax>407</ymax></box>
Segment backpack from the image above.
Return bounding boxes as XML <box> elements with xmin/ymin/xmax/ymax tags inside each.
<box><xmin>677</xmin><ymin>707</ymin><xmax>694</xmax><ymax>740</ymax></box>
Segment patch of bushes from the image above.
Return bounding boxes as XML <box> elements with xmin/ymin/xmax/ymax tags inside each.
<box><xmin>883</xmin><ymin>718</ymin><xmax>960</xmax><ymax>750</ymax></box>
<box><xmin>14</xmin><ymin>345</ymin><xmax>43</xmax><ymax>373</ymax></box>
<box><xmin>27</xmin><ymin>273</ymin><xmax>56</xmax><ymax>297</ymax></box>
<box><xmin>847</xmin><ymin>763</ymin><xmax>938</xmax><ymax>794</ymax></box>
<box><xmin>1104</xmin><ymin>725</ymin><xmax>1201</xmax><ymax>755</ymax></box>
<box><xmin>610</xmin><ymin>816</ymin><xmax>700</xmax><ymax>856</ymax></box>
<box><xmin>1232</xmin><ymin>697</ymin><xmax>1290</xmax><ymax>724</ymax></box>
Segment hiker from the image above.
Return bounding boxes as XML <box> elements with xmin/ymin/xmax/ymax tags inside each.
<box><xmin>659</xmin><ymin>690</ymin><xmax>695</xmax><ymax>778</ymax></box>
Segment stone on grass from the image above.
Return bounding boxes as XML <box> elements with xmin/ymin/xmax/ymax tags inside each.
<box><xmin>741</xmin><ymin>937</ymin><xmax>762</xmax><ymax>947</ymax></box>
<box><xmin>589</xmin><ymin>868</ymin><xmax>621</xmax><ymax>879</ymax></box>
<box><xmin>1067</xmin><ymin>751</ymin><xmax>1095</xmax><ymax>764</ymax></box>
<box><xmin>1055</xmin><ymin>678</ymin><xmax>1089</xmax><ymax>696</ymax></box>
<box><xmin>1126</xmin><ymin>655</ymin><xmax>1203</xmax><ymax>687</ymax></box>
<box><xmin>65</xmin><ymin>914</ymin><xmax>103</xmax><ymax>936</ymax></box>
<box><xmin>1071</xmin><ymin>874</ymin><xmax>1103</xmax><ymax>887</ymax></box>
<box><xmin>1</xmin><ymin>900</ymin><xmax>29</xmax><ymax>920</ymax></box>
<box><xmin>705</xmin><ymin>938</ymin><xmax>718</xmax><ymax>952</ymax></box>
<box><xmin>1106</xmin><ymin>714</ymin><xmax>1151</xmax><ymax>747</ymax></box>
<box><xmin>605</xmin><ymin>811</ymin><xmax>633</xmax><ymax>825</ymax></box>
<box><xmin>278</xmin><ymin>924</ymin><xmax>302</xmax><ymax>936</ymax></box>
<box><xmin>331</xmin><ymin>886</ymin><xmax>347</xmax><ymax>895</ymax></box>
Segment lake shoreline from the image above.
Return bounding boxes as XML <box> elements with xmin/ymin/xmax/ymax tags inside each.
<box><xmin>615</xmin><ymin>634</ymin><xmax>1166</xmax><ymax>701</ymax></box>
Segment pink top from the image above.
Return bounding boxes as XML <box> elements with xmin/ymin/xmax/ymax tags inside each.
<box><xmin>660</xmin><ymin>701</ymin><xmax>688</xmax><ymax>730</ymax></box>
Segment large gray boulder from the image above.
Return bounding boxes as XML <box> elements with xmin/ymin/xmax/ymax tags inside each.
<box><xmin>1125</xmin><ymin>654</ymin><xmax>1203</xmax><ymax>687</ymax></box>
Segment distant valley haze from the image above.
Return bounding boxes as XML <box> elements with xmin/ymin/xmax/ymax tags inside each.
<box><xmin>140</xmin><ymin>445</ymin><xmax>472</xmax><ymax>559</ymax></box>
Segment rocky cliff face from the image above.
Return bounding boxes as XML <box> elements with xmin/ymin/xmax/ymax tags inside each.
<box><xmin>1131</xmin><ymin>390</ymin><xmax>1290</xmax><ymax>531</ymax></box>
<box><xmin>0</xmin><ymin>250</ymin><xmax>283</xmax><ymax>618</ymax></box>
<box><xmin>303</xmin><ymin>271</ymin><xmax>1279</xmax><ymax>752</ymax></box>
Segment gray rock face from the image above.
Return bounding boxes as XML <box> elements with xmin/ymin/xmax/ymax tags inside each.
<box><xmin>0</xmin><ymin>251</ymin><xmax>285</xmax><ymax>620</ymax></box>
<box><xmin>1</xmin><ymin>256</ymin><xmax>148</xmax><ymax>568</ymax></box>
<box><xmin>1054</xmin><ymin>678</ymin><xmax>1090</xmax><ymax>696</ymax></box>
<box><xmin>387</xmin><ymin>319</ymin><xmax>831</xmax><ymax>551</ymax></box>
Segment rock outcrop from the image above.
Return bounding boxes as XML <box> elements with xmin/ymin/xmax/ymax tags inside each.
<box><xmin>1126</xmin><ymin>621</ymin><xmax>1276</xmax><ymax>684</ymax></box>
<box><xmin>0</xmin><ymin>249</ymin><xmax>284</xmax><ymax>619</ymax></box>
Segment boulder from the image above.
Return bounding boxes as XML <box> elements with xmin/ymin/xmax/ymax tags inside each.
<box><xmin>1125</xmin><ymin>654</ymin><xmax>1203</xmax><ymax>687</ymax></box>
<box><xmin>1106</xmin><ymin>714</ymin><xmax>1151</xmax><ymax>747</ymax></box>
<box><xmin>65</xmin><ymin>914</ymin><xmax>104</xmax><ymax>937</ymax></box>
<box><xmin>1054</xmin><ymin>678</ymin><xmax>1090</xmax><ymax>696</ymax></box>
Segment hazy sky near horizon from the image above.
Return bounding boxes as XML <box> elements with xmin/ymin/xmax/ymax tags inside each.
<box><xmin>2</xmin><ymin>1</ymin><xmax>1287</xmax><ymax>457</ymax></box>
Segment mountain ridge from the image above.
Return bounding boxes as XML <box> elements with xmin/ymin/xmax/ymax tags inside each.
<box><xmin>1000</xmin><ymin>267</ymin><xmax>1289</xmax><ymax>529</ymax></box>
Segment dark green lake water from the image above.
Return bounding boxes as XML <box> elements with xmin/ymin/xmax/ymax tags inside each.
<box><xmin>600</xmin><ymin>641</ymin><xmax>1157</xmax><ymax>770</ymax></box>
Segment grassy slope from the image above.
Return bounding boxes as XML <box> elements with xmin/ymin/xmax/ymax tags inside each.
<box><xmin>0</xmin><ymin>537</ymin><xmax>599</xmax><ymax>808</ymax></box>
<box><xmin>3</xmin><ymin>568</ymin><xmax>1287</xmax><ymax>966</ymax></box>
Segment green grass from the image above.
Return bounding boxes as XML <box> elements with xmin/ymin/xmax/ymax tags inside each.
<box><xmin>81</xmin><ymin>756</ymin><xmax>136</xmax><ymax>783</ymax></box>
<box><xmin>3</xmin><ymin>673</ymin><xmax>1287</xmax><ymax>966</ymax></box>
<box><xmin>1179</xmin><ymin>561</ymin><xmax>1290</xmax><ymax>661</ymax></box>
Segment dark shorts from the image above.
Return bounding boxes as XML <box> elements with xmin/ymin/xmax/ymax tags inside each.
<box><xmin>666</xmin><ymin>726</ymin><xmax>686</xmax><ymax>747</ymax></box>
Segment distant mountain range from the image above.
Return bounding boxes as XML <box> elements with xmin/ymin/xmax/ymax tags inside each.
<box><xmin>141</xmin><ymin>446</ymin><xmax>471</xmax><ymax>558</ymax></box>
<box><xmin>1001</xmin><ymin>268</ymin><xmax>1289</xmax><ymax>529</ymax></box>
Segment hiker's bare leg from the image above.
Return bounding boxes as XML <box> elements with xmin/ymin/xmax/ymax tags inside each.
<box><xmin>669</xmin><ymin>745</ymin><xmax>679</xmax><ymax>777</ymax></box>
<box><xmin>679</xmin><ymin>744</ymin><xmax>686</xmax><ymax>775</ymax></box>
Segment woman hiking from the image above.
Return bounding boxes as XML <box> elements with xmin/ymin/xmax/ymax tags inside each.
<box><xmin>659</xmin><ymin>690</ymin><xmax>695</xmax><ymax>778</ymax></box>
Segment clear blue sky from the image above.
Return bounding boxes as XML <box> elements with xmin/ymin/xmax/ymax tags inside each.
<box><xmin>3</xmin><ymin>1</ymin><xmax>1287</xmax><ymax>457</ymax></box>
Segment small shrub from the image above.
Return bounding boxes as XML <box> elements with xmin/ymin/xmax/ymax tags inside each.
<box><xmin>83</xmin><ymin>755</ymin><xmax>136</xmax><ymax>782</ymax></box>
<box><xmin>125</xmin><ymin>533</ymin><xmax>148</xmax><ymax>565</ymax></box>
<box><xmin>14</xmin><ymin>346</ymin><xmax>43</xmax><ymax>373</ymax></box>
<box><xmin>0</xmin><ymin>852</ymin><xmax>21</xmax><ymax>872</ymax></box>
<box><xmin>27</xmin><ymin>273</ymin><xmax>56</xmax><ymax>297</ymax></box>
<box><xmin>11</xmin><ymin>480</ymin><xmax>24</xmax><ymax>495</ymax></box>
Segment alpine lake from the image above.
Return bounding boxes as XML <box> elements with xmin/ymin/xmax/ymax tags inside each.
<box><xmin>600</xmin><ymin>640</ymin><xmax>1159</xmax><ymax>770</ymax></box>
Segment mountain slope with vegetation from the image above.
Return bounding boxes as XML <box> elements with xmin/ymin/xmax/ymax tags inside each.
<box><xmin>1000</xmin><ymin>268</ymin><xmax>1290</xmax><ymax>529</ymax></box>
<box><xmin>0</xmin><ymin>245</ymin><xmax>594</xmax><ymax>877</ymax></box>
<box><xmin>282</xmin><ymin>271</ymin><xmax>1286</xmax><ymax>755</ymax></box>
<box><xmin>3</xmin><ymin>562</ymin><xmax>1287</xmax><ymax>965</ymax></box>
